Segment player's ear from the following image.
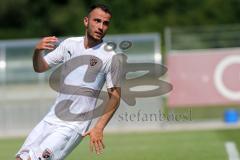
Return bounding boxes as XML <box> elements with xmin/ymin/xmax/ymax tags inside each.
<box><xmin>84</xmin><ymin>16</ymin><xmax>88</xmax><ymax>27</ymax></box>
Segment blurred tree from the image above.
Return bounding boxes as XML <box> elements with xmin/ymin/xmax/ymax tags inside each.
<box><xmin>0</xmin><ymin>0</ymin><xmax>240</xmax><ymax>39</ymax></box>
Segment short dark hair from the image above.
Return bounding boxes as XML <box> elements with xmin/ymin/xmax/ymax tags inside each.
<box><xmin>88</xmin><ymin>4</ymin><xmax>112</xmax><ymax>16</ymax></box>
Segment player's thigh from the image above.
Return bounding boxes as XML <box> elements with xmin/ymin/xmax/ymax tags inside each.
<box><xmin>22</xmin><ymin>120</ymin><xmax>48</xmax><ymax>147</ymax></box>
<box><xmin>16</xmin><ymin>120</ymin><xmax>53</xmax><ymax>159</ymax></box>
<box><xmin>59</xmin><ymin>131</ymin><xmax>83</xmax><ymax>159</ymax></box>
<box><xmin>40</xmin><ymin>126</ymin><xmax>82</xmax><ymax>160</ymax></box>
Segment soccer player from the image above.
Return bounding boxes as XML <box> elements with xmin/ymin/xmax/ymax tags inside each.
<box><xmin>16</xmin><ymin>4</ymin><xmax>121</xmax><ymax>160</ymax></box>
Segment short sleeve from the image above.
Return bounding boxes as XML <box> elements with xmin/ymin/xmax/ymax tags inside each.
<box><xmin>43</xmin><ymin>39</ymin><xmax>67</xmax><ymax>67</ymax></box>
<box><xmin>106</xmin><ymin>54</ymin><xmax>123</xmax><ymax>88</ymax></box>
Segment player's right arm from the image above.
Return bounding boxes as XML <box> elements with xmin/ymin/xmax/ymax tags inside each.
<box><xmin>33</xmin><ymin>36</ymin><xmax>59</xmax><ymax>73</ymax></box>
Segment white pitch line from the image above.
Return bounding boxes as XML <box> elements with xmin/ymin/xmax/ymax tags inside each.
<box><xmin>225</xmin><ymin>141</ymin><xmax>240</xmax><ymax>160</ymax></box>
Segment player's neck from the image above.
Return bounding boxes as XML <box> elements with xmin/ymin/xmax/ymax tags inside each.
<box><xmin>84</xmin><ymin>34</ymin><xmax>102</xmax><ymax>49</ymax></box>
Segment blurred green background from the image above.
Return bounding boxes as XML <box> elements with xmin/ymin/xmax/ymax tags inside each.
<box><xmin>1</xmin><ymin>0</ymin><xmax>240</xmax><ymax>160</ymax></box>
<box><xmin>1</xmin><ymin>0</ymin><xmax>240</xmax><ymax>39</ymax></box>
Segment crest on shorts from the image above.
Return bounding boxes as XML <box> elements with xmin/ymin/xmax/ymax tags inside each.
<box><xmin>90</xmin><ymin>56</ymin><xmax>98</xmax><ymax>66</ymax></box>
<box><xmin>42</xmin><ymin>148</ymin><xmax>52</xmax><ymax>159</ymax></box>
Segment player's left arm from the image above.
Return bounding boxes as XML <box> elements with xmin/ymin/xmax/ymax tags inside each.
<box><xmin>83</xmin><ymin>87</ymin><xmax>121</xmax><ymax>154</ymax></box>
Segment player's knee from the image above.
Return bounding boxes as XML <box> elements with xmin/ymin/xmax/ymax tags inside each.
<box><xmin>15</xmin><ymin>157</ymin><xmax>31</xmax><ymax>160</ymax></box>
<box><xmin>16</xmin><ymin>152</ymin><xmax>31</xmax><ymax>160</ymax></box>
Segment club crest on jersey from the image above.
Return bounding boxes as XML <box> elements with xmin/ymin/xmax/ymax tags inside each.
<box><xmin>90</xmin><ymin>56</ymin><xmax>98</xmax><ymax>66</ymax></box>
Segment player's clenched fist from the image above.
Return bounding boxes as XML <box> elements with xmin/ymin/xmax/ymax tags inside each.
<box><xmin>35</xmin><ymin>36</ymin><xmax>59</xmax><ymax>51</ymax></box>
<box><xmin>32</xmin><ymin>36</ymin><xmax>58</xmax><ymax>72</ymax></box>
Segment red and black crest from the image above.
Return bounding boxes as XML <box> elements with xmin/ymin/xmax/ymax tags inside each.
<box><xmin>90</xmin><ymin>56</ymin><xmax>98</xmax><ymax>66</ymax></box>
<box><xmin>42</xmin><ymin>148</ymin><xmax>52</xmax><ymax>159</ymax></box>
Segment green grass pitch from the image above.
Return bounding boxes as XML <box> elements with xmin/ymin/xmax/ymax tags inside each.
<box><xmin>1</xmin><ymin>129</ymin><xmax>240</xmax><ymax>160</ymax></box>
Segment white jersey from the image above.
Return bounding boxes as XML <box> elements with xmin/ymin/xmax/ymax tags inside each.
<box><xmin>43</xmin><ymin>37</ymin><xmax>119</xmax><ymax>134</ymax></box>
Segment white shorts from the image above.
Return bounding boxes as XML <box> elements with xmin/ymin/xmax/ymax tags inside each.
<box><xmin>16</xmin><ymin>120</ymin><xmax>83</xmax><ymax>160</ymax></box>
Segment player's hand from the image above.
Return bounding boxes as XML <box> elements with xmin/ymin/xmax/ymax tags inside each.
<box><xmin>35</xmin><ymin>36</ymin><xmax>59</xmax><ymax>51</ymax></box>
<box><xmin>83</xmin><ymin>127</ymin><xmax>105</xmax><ymax>155</ymax></box>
